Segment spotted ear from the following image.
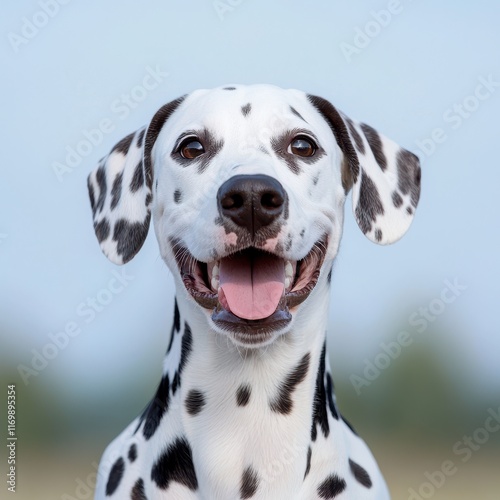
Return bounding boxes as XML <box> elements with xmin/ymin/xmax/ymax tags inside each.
<box><xmin>87</xmin><ymin>96</ymin><xmax>186</xmax><ymax>264</ymax></box>
<box><xmin>308</xmin><ymin>95</ymin><xmax>421</xmax><ymax>244</ymax></box>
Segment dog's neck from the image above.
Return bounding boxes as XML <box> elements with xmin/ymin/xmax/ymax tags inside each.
<box><xmin>151</xmin><ymin>287</ymin><xmax>337</xmax><ymax>495</ymax></box>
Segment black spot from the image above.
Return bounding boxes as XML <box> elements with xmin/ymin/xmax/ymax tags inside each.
<box><xmin>223</xmin><ymin>86</ymin><xmax>236</xmax><ymax>90</ymax></box>
<box><xmin>342</xmin><ymin>415</ymin><xmax>358</xmax><ymax>435</ymax></box>
<box><xmin>285</xmin><ymin>234</ymin><xmax>293</xmax><ymax>251</ymax></box>
<box><xmin>307</xmin><ymin>95</ymin><xmax>360</xmax><ymax>186</ymax></box>
<box><xmin>88</xmin><ymin>177</ymin><xmax>96</xmax><ymax>214</ymax></box>
<box><xmin>406</xmin><ymin>206</ymin><xmax>413</xmax><ymax>215</ymax></box>
<box><xmin>270</xmin><ymin>353</ymin><xmax>310</xmax><ymax>414</ymax></box>
<box><xmin>166</xmin><ymin>299</ymin><xmax>181</xmax><ymax>354</ymax></box>
<box><xmin>112</xmin><ymin>132</ymin><xmax>135</xmax><ymax>156</ymax></box>
<box><xmin>258</xmin><ymin>145</ymin><xmax>270</xmax><ymax>155</ymax></box>
<box><xmin>110</xmin><ymin>171</ymin><xmax>123</xmax><ymax>210</ymax></box>
<box><xmin>290</xmin><ymin>106</ymin><xmax>306</xmax><ymax>122</ymax></box>
<box><xmin>130</xmin><ymin>162</ymin><xmax>144</xmax><ymax>192</ymax></box>
<box><xmin>185</xmin><ymin>389</ymin><xmax>206</xmax><ymax>415</ymax></box>
<box><xmin>326</xmin><ymin>373</ymin><xmax>339</xmax><ymax>420</ymax></box>
<box><xmin>113</xmin><ymin>216</ymin><xmax>150</xmax><ymax>263</ymax></box>
<box><xmin>136</xmin><ymin>129</ymin><xmax>145</xmax><ymax>148</ymax></box>
<box><xmin>94</xmin><ymin>219</ymin><xmax>110</xmax><ymax>242</ymax></box>
<box><xmin>173</xmin><ymin>189</ymin><xmax>182</xmax><ymax>203</ymax></box>
<box><xmin>241</xmin><ymin>103</ymin><xmax>252</xmax><ymax>116</ymax></box>
<box><xmin>179</xmin><ymin>323</ymin><xmax>193</xmax><ymax>377</ymax></box>
<box><xmin>397</xmin><ymin>149</ymin><xmax>421</xmax><ymax>208</ymax></box>
<box><xmin>311</xmin><ymin>343</ymin><xmax>329</xmax><ymax>441</ymax></box>
<box><xmin>144</xmin><ymin>96</ymin><xmax>186</xmax><ymax>189</ymax></box>
<box><xmin>95</xmin><ymin>166</ymin><xmax>107</xmax><ymax>214</ymax></box>
<box><xmin>375</xmin><ymin>229</ymin><xmax>383</xmax><ymax>242</ymax></box>
<box><xmin>151</xmin><ymin>437</ymin><xmax>198</xmax><ymax>491</ymax></box>
<box><xmin>392</xmin><ymin>190</ymin><xmax>403</xmax><ymax>208</ymax></box>
<box><xmin>271</xmin><ymin>129</ymin><xmax>325</xmax><ymax>175</ymax></box>
<box><xmin>105</xmin><ymin>457</ymin><xmax>125</xmax><ymax>496</ymax></box>
<box><xmin>131</xmin><ymin>478</ymin><xmax>147</xmax><ymax>500</ymax></box>
<box><xmin>327</xmin><ymin>268</ymin><xmax>332</xmax><ymax>283</ymax></box>
<box><xmin>128</xmin><ymin>443</ymin><xmax>137</xmax><ymax>462</ymax></box>
<box><xmin>145</xmin><ymin>193</ymin><xmax>152</xmax><ymax>206</ymax></box>
<box><xmin>236</xmin><ymin>385</ymin><xmax>251</xmax><ymax>406</ymax></box>
<box><xmin>349</xmin><ymin>459</ymin><xmax>373</xmax><ymax>488</ymax></box>
<box><xmin>355</xmin><ymin>170</ymin><xmax>384</xmax><ymax>234</ymax></box>
<box><xmin>240</xmin><ymin>467</ymin><xmax>259</xmax><ymax>499</ymax></box>
<box><xmin>304</xmin><ymin>446</ymin><xmax>312</xmax><ymax>479</ymax></box>
<box><xmin>345</xmin><ymin>117</ymin><xmax>365</xmax><ymax>155</ymax></box>
<box><xmin>312</xmin><ymin>173</ymin><xmax>320</xmax><ymax>185</ymax></box>
<box><xmin>360</xmin><ymin>123</ymin><xmax>387</xmax><ymax>171</ymax></box>
<box><xmin>300</xmin><ymin>228</ymin><xmax>305</xmax><ymax>238</ymax></box>
<box><xmin>172</xmin><ymin>371</ymin><xmax>179</xmax><ymax>395</ymax></box>
<box><xmin>143</xmin><ymin>375</ymin><xmax>170</xmax><ymax>440</ymax></box>
<box><xmin>317</xmin><ymin>474</ymin><xmax>347</xmax><ymax>499</ymax></box>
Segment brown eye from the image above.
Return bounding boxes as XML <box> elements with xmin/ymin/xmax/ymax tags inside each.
<box><xmin>289</xmin><ymin>136</ymin><xmax>317</xmax><ymax>157</ymax></box>
<box><xmin>178</xmin><ymin>138</ymin><xmax>205</xmax><ymax>159</ymax></box>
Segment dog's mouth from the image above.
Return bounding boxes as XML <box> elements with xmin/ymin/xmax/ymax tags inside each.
<box><xmin>174</xmin><ymin>238</ymin><xmax>327</xmax><ymax>342</ymax></box>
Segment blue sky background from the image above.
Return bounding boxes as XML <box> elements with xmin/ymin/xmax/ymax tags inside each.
<box><xmin>1</xmin><ymin>0</ymin><xmax>499</xmax><ymax>416</ymax></box>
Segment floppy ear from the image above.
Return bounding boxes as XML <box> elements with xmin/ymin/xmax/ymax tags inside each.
<box><xmin>87</xmin><ymin>96</ymin><xmax>186</xmax><ymax>264</ymax></box>
<box><xmin>308</xmin><ymin>95</ymin><xmax>421</xmax><ymax>244</ymax></box>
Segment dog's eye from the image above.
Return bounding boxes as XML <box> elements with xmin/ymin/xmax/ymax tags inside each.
<box><xmin>178</xmin><ymin>138</ymin><xmax>205</xmax><ymax>159</ymax></box>
<box><xmin>289</xmin><ymin>136</ymin><xmax>317</xmax><ymax>157</ymax></box>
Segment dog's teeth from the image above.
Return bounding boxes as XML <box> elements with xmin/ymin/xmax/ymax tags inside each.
<box><xmin>212</xmin><ymin>264</ymin><xmax>219</xmax><ymax>279</ymax></box>
<box><xmin>211</xmin><ymin>277</ymin><xmax>219</xmax><ymax>291</ymax></box>
<box><xmin>285</xmin><ymin>261</ymin><xmax>293</xmax><ymax>279</ymax></box>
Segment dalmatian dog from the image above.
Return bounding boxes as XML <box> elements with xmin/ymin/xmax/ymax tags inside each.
<box><xmin>87</xmin><ymin>84</ymin><xmax>421</xmax><ymax>499</ymax></box>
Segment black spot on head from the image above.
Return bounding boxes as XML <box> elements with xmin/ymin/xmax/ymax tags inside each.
<box><xmin>241</xmin><ymin>103</ymin><xmax>252</xmax><ymax>116</ymax></box>
<box><xmin>317</xmin><ymin>474</ymin><xmax>347</xmax><ymax>499</ymax></box>
<box><xmin>300</xmin><ymin>228</ymin><xmax>305</xmax><ymax>238</ymax></box>
<box><xmin>355</xmin><ymin>170</ymin><xmax>384</xmax><ymax>234</ymax></box>
<box><xmin>113</xmin><ymin>215</ymin><xmax>150</xmax><ymax>263</ymax></box>
<box><xmin>112</xmin><ymin>132</ymin><xmax>135</xmax><ymax>156</ymax></box>
<box><xmin>360</xmin><ymin>123</ymin><xmax>387</xmax><ymax>171</ymax></box>
<box><xmin>143</xmin><ymin>375</ymin><xmax>170</xmax><ymax>440</ymax></box>
<box><xmin>240</xmin><ymin>466</ymin><xmax>259</xmax><ymax>499</ymax></box>
<box><xmin>110</xmin><ymin>172</ymin><xmax>123</xmax><ymax>210</ymax></box>
<box><xmin>94</xmin><ymin>219</ymin><xmax>110</xmax><ymax>243</ymax></box>
<box><xmin>136</xmin><ymin>129</ymin><xmax>145</xmax><ymax>148</ymax></box>
<box><xmin>327</xmin><ymin>268</ymin><xmax>332</xmax><ymax>284</ymax></box>
<box><xmin>185</xmin><ymin>389</ymin><xmax>206</xmax><ymax>416</ymax></box>
<box><xmin>312</xmin><ymin>173</ymin><xmax>320</xmax><ymax>185</ymax></box>
<box><xmin>236</xmin><ymin>384</ymin><xmax>251</xmax><ymax>406</ymax></box>
<box><xmin>311</xmin><ymin>342</ymin><xmax>329</xmax><ymax>441</ymax></box>
<box><xmin>95</xmin><ymin>166</ymin><xmax>107</xmax><ymax>214</ymax></box>
<box><xmin>173</xmin><ymin>189</ymin><xmax>182</xmax><ymax>203</ymax></box>
<box><xmin>131</xmin><ymin>478</ymin><xmax>147</xmax><ymax>500</ymax></box>
<box><xmin>397</xmin><ymin>149</ymin><xmax>421</xmax><ymax>208</ymax></box>
<box><xmin>105</xmin><ymin>457</ymin><xmax>125</xmax><ymax>496</ymax></box>
<box><xmin>88</xmin><ymin>177</ymin><xmax>96</xmax><ymax>214</ymax></box>
<box><xmin>345</xmin><ymin>117</ymin><xmax>365</xmax><ymax>155</ymax></box>
<box><xmin>326</xmin><ymin>373</ymin><xmax>339</xmax><ymax>420</ymax></box>
<box><xmin>151</xmin><ymin>437</ymin><xmax>198</xmax><ymax>491</ymax></box>
<box><xmin>145</xmin><ymin>193</ymin><xmax>152</xmax><ymax>206</ymax></box>
<box><xmin>144</xmin><ymin>96</ymin><xmax>186</xmax><ymax>189</ymax></box>
<box><xmin>270</xmin><ymin>353</ymin><xmax>310</xmax><ymax>414</ymax></box>
<box><xmin>130</xmin><ymin>162</ymin><xmax>144</xmax><ymax>192</ymax></box>
<box><xmin>349</xmin><ymin>459</ymin><xmax>372</xmax><ymax>488</ymax></box>
<box><xmin>128</xmin><ymin>443</ymin><xmax>137</xmax><ymax>462</ymax></box>
<box><xmin>290</xmin><ymin>106</ymin><xmax>307</xmax><ymax>122</ymax></box>
<box><xmin>223</xmin><ymin>86</ymin><xmax>236</xmax><ymax>90</ymax></box>
<box><xmin>375</xmin><ymin>229</ymin><xmax>383</xmax><ymax>242</ymax></box>
<box><xmin>406</xmin><ymin>206</ymin><xmax>413</xmax><ymax>215</ymax></box>
<box><xmin>304</xmin><ymin>446</ymin><xmax>312</xmax><ymax>479</ymax></box>
<box><xmin>392</xmin><ymin>190</ymin><xmax>403</xmax><ymax>208</ymax></box>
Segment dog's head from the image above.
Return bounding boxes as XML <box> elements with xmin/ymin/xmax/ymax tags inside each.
<box><xmin>87</xmin><ymin>85</ymin><xmax>421</xmax><ymax>347</ymax></box>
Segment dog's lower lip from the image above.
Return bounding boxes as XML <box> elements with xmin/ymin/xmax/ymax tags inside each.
<box><xmin>175</xmin><ymin>237</ymin><xmax>328</xmax><ymax>331</ymax></box>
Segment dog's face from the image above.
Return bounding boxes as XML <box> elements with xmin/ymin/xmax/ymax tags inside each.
<box><xmin>88</xmin><ymin>85</ymin><xmax>421</xmax><ymax>347</ymax></box>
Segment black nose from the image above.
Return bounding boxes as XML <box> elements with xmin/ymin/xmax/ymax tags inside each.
<box><xmin>217</xmin><ymin>174</ymin><xmax>287</xmax><ymax>235</ymax></box>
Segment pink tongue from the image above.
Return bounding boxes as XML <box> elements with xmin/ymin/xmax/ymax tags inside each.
<box><xmin>219</xmin><ymin>252</ymin><xmax>285</xmax><ymax>320</ymax></box>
